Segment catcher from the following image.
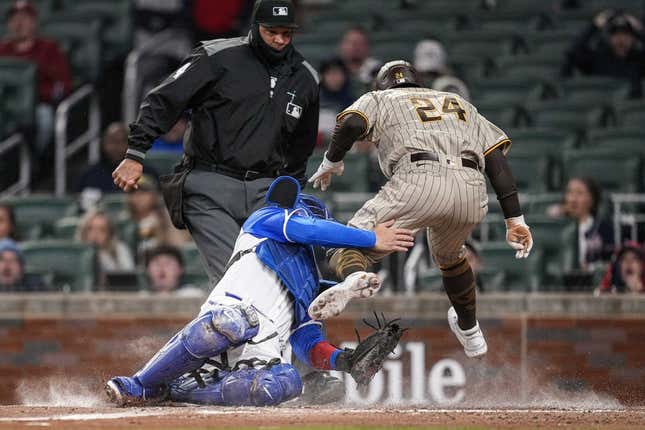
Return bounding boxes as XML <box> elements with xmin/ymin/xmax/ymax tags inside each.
<box><xmin>308</xmin><ymin>60</ymin><xmax>534</xmax><ymax>359</ymax></box>
<box><xmin>105</xmin><ymin>176</ymin><xmax>409</xmax><ymax>407</ymax></box>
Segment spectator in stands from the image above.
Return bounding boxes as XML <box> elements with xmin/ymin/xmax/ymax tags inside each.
<box><xmin>0</xmin><ymin>204</ymin><xmax>18</xmax><ymax>241</ymax></box>
<box><xmin>76</xmin><ymin>210</ymin><xmax>134</xmax><ymax>274</ymax></box>
<box><xmin>127</xmin><ymin>174</ymin><xmax>190</xmax><ymax>256</ymax></box>
<box><xmin>143</xmin><ymin>245</ymin><xmax>202</xmax><ymax>296</ymax></box>
<box><xmin>414</xmin><ymin>39</ymin><xmax>470</xmax><ymax>100</ymax></box>
<box><xmin>191</xmin><ymin>0</ymin><xmax>255</xmax><ymax>42</ymax></box>
<box><xmin>0</xmin><ymin>0</ymin><xmax>72</xmax><ymax>154</ymax></box>
<box><xmin>550</xmin><ymin>177</ymin><xmax>615</xmax><ymax>270</ymax></box>
<box><xmin>318</xmin><ymin>58</ymin><xmax>355</xmax><ymax>137</ymax></box>
<box><xmin>150</xmin><ymin>117</ymin><xmax>187</xmax><ymax>153</ymax></box>
<box><xmin>337</xmin><ymin>26</ymin><xmax>381</xmax><ymax>86</ymax></box>
<box><xmin>77</xmin><ymin>123</ymin><xmax>158</xmax><ymax>208</ymax></box>
<box><xmin>597</xmin><ymin>242</ymin><xmax>645</xmax><ymax>294</ymax></box>
<box><xmin>0</xmin><ymin>238</ymin><xmax>45</xmax><ymax>291</ymax></box>
<box><xmin>562</xmin><ymin>9</ymin><xmax>645</xmax><ymax>98</ymax></box>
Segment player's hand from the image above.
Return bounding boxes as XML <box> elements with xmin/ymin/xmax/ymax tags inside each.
<box><xmin>373</xmin><ymin>219</ymin><xmax>414</xmax><ymax>253</ymax></box>
<box><xmin>112</xmin><ymin>158</ymin><xmax>143</xmax><ymax>192</ymax></box>
<box><xmin>308</xmin><ymin>152</ymin><xmax>344</xmax><ymax>191</ymax></box>
<box><xmin>505</xmin><ymin>215</ymin><xmax>533</xmax><ymax>259</ymax></box>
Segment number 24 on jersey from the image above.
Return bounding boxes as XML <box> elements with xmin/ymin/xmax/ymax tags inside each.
<box><xmin>410</xmin><ymin>96</ymin><xmax>467</xmax><ymax>123</ymax></box>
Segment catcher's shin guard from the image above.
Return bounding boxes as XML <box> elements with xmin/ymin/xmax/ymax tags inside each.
<box><xmin>107</xmin><ymin>304</ymin><xmax>259</xmax><ymax>405</ymax></box>
<box><xmin>440</xmin><ymin>257</ymin><xmax>477</xmax><ymax>330</ymax></box>
<box><xmin>169</xmin><ymin>363</ymin><xmax>302</xmax><ymax>406</ymax></box>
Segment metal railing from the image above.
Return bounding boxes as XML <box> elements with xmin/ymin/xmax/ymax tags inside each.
<box><xmin>0</xmin><ymin>133</ymin><xmax>30</xmax><ymax>198</ymax></box>
<box><xmin>611</xmin><ymin>193</ymin><xmax>645</xmax><ymax>245</ymax></box>
<box><xmin>54</xmin><ymin>84</ymin><xmax>101</xmax><ymax>196</ymax></box>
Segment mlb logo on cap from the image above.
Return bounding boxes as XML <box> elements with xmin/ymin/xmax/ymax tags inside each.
<box><xmin>273</xmin><ymin>6</ymin><xmax>288</xmax><ymax>16</ymax></box>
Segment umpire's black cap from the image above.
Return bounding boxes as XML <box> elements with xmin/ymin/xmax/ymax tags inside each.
<box><xmin>252</xmin><ymin>0</ymin><xmax>298</xmax><ymax>29</ymax></box>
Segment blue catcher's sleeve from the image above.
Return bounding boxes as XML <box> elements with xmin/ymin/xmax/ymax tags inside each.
<box><xmin>244</xmin><ymin>207</ymin><xmax>376</xmax><ymax>248</ymax></box>
<box><xmin>284</xmin><ymin>212</ymin><xmax>376</xmax><ymax>248</ymax></box>
<box><xmin>290</xmin><ymin>321</ymin><xmax>342</xmax><ymax>370</ymax></box>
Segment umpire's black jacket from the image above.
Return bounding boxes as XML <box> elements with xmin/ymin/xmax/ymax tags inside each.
<box><xmin>125</xmin><ymin>33</ymin><xmax>320</xmax><ymax>181</ymax></box>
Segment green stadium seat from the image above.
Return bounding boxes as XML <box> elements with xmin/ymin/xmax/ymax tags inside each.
<box><xmin>98</xmin><ymin>193</ymin><xmax>129</xmax><ymax>219</ymax></box>
<box><xmin>478</xmin><ymin>241</ymin><xmax>543</xmax><ymax>291</ymax></box>
<box><xmin>449</xmin><ymin>54</ymin><xmax>490</xmax><ymax>83</ymax></box>
<box><xmin>1</xmin><ymin>195</ymin><xmax>77</xmax><ymax>239</ymax></box>
<box><xmin>615</xmin><ymin>99</ymin><xmax>645</xmax><ymax>127</ymax></box>
<box><xmin>526</xmin><ymin>100</ymin><xmax>614</xmax><ymax>138</ymax></box>
<box><xmin>523</xmin><ymin>193</ymin><xmax>565</xmax><ymax>216</ymax></box>
<box><xmin>470</xmin><ymin>78</ymin><xmax>552</xmax><ymax>106</ymax></box>
<box><xmin>330</xmin><ymin>192</ymin><xmax>372</xmax><ymax>224</ymax></box>
<box><xmin>446</xmin><ymin>31</ymin><xmax>521</xmax><ymax>60</ymax></box>
<box><xmin>0</xmin><ymin>58</ymin><xmax>37</xmax><ymax>132</ymax></box>
<box><xmin>476</xmin><ymin>100</ymin><xmax>528</xmax><ymax>129</ymax></box>
<box><xmin>584</xmin><ymin>127</ymin><xmax>645</xmax><ymax>154</ymax></box>
<box><xmin>505</xmin><ymin>127</ymin><xmax>574</xmax><ymax>155</ymax></box>
<box><xmin>182</xmin><ymin>271</ymin><xmax>211</xmax><ymax>292</ymax></box>
<box><xmin>370</xmin><ymin>41</ymin><xmax>414</xmax><ymax>62</ymax></box>
<box><xmin>52</xmin><ymin>216</ymin><xmax>80</xmax><ymax>239</ymax></box>
<box><xmin>560</xmin><ymin>76</ymin><xmax>631</xmax><ymax>104</ymax></box>
<box><xmin>40</xmin><ymin>19</ymin><xmax>102</xmax><ymax>85</ymax></box>
<box><xmin>20</xmin><ymin>240</ymin><xmax>97</xmax><ymax>292</ymax></box>
<box><xmin>563</xmin><ymin>148</ymin><xmax>641</xmax><ymax>192</ymax></box>
<box><xmin>527</xmin><ymin>216</ymin><xmax>576</xmax><ymax>285</ymax></box>
<box><xmin>506</xmin><ymin>153</ymin><xmax>551</xmax><ymax>192</ymax></box>
<box><xmin>590</xmin><ymin>0</ymin><xmax>644</xmax><ymax>16</ymax></box>
<box><xmin>113</xmin><ymin>217</ymin><xmax>138</xmax><ymax>255</ymax></box>
<box><xmin>306</xmin><ymin>152</ymin><xmax>371</xmax><ymax>193</ymax></box>
<box><xmin>496</xmin><ymin>54</ymin><xmax>561</xmax><ymax>82</ymax></box>
<box><xmin>58</xmin><ymin>0</ymin><xmax>133</xmax><ymax>62</ymax></box>
<box><xmin>479</xmin><ymin>242</ymin><xmax>543</xmax><ymax>292</ymax></box>
<box><xmin>144</xmin><ymin>152</ymin><xmax>182</xmax><ymax>175</ymax></box>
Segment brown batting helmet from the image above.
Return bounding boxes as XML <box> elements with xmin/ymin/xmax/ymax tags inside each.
<box><xmin>373</xmin><ymin>60</ymin><xmax>420</xmax><ymax>91</ymax></box>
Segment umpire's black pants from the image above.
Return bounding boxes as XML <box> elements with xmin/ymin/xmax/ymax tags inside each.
<box><xmin>182</xmin><ymin>169</ymin><xmax>274</xmax><ymax>286</ymax></box>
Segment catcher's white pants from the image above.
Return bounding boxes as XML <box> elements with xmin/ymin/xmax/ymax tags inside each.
<box><xmin>199</xmin><ymin>232</ymin><xmax>294</xmax><ymax>367</ymax></box>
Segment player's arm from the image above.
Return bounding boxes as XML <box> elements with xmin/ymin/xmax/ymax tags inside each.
<box><xmin>309</xmin><ymin>94</ymin><xmax>377</xmax><ymax>191</ymax></box>
<box><xmin>113</xmin><ymin>48</ymin><xmax>218</xmax><ymax>191</ymax></box>
<box><xmin>484</xmin><ymin>147</ymin><xmax>533</xmax><ymax>259</ymax></box>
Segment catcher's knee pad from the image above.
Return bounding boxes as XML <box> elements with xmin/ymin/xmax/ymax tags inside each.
<box><xmin>182</xmin><ymin>304</ymin><xmax>260</xmax><ymax>358</ymax></box>
<box><xmin>328</xmin><ymin>248</ymin><xmax>372</xmax><ymax>280</ymax></box>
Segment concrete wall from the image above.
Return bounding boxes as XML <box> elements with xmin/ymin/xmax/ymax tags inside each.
<box><xmin>1</xmin><ymin>293</ymin><xmax>644</xmax><ymax>406</ymax></box>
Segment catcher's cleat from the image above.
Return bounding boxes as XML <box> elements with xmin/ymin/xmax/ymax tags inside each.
<box><xmin>447</xmin><ymin>307</ymin><xmax>487</xmax><ymax>358</ymax></box>
<box><xmin>308</xmin><ymin>271</ymin><xmax>381</xmax><ymax>320</ymax></box>
<box><xmin>105</xmin><ymin>376</ymin><xmax>167</xmax><ymax>407</ymax></box>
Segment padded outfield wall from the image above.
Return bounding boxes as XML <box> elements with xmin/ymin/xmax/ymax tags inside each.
<box><xmin>0</xmin><ymin>293</ymin><xmax>644</xmax><ymax>406</ymax></box>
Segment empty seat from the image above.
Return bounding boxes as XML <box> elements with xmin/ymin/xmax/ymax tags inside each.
<box><xmin>506</xmin><ymin>153</ymin><xmax>551</xmax><ymax>192</ymax></box>
<box><xmin>470</xmin><ymin>77</ymin><xmax>551</xmax><ymax>106</ymax></box>
<box><xmin>505</xmin><ymin>127</ymin><xmax>574</xmax><ymax>155</ymax></box>
<box><xmin>478</xmin><ymin>241</ymin><xmax>543</xmax><ymax>291</ymax></box>
<box><xmin>560</xmin><ymin>76</ymin><xmax>631</xmax><ymax>104</ymax></box>
<box><xmin>497</xmin><ymin>54</ymin><xmax>562</xmax><ymax>82</ymax></box>
<box><xmin>98</xmin><ymin>193</ymin><xmax>129</xmax><ymax>218</ymax></box>
<box><xmin>526</xmin><ymin>100</ymin><xmax>614</xmax><ymax>137</ymax></box>
<box><xmin>40</xmin><ymin>19</ymin><xmax>102</xmax><ymax>85</ymax></box>
<box><xmin>528</xmin><ymin>216</ymin><xmax>576</xmax><ymax>284</ymax></box>
<box><xmin>615</xmin><ymin>99</ymin><xmax>645</xmax><ymax>127</ymax></box>
<box><xmin>306</xmin><ymin>152</ymin><xmax>371</xmax><ymax>193</ymax></box>
<box><xmin>180</xmin><ymin>242</ymin><xmax>205</xmax><ymax>274</ymax></box>
<box><xmin>564</xmin><ymin>148</ymin><xmax>641</xmax><ymax>192</ymax></box>
<box><xmin>477</xmin><ymin>100</ymin><xmax>527</xmax><ymax>129</ymax></box>
<box><xmin>330</xmin><ymin>192</ymin><xmax>372</xmax><ymax>224</ymax></box>
<box><xmin>585</xmin><ymin>127</ymin><xmax>645</xmax><ymax>154</ymax></box>
<box><xmin>0</xmin><ymin>58</ymin><xmax>37</xmax><ymax>132</ymax></box>
<box><xmin>58</xmin><ymin>0</ymin><xmax>133</xmax><ymax>62</ymax></box>
<box><xmin>1</xmin><ymin>195</ymin><xmax>77</xmax><ymax>239</ymax></box>
<box><xmin>20</xmin><ymin>240</ymin><xmax>97</xmax><ymax>291</ymax></box>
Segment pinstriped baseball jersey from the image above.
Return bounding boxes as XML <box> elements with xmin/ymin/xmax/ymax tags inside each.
<box><xmin>338</xmin><ymin>88</ymin><xmax>511</xmax><ymax>178</ymax></box>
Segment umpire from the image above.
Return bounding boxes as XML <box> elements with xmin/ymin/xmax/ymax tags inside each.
<box><xmin>112</xmin><ymin>0</ymin><xmax>320</xmax><ymax>284</ymax></box>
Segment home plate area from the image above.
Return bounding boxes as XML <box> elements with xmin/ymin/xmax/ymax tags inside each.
<box><xmin>0</xmin><ymin>406</ymin><xmax>644</xmax><ymax>430</ymax></box>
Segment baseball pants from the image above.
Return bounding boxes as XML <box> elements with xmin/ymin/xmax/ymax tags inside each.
<box><xmin>182</xmin><ymin>169</ymin><xmax>273</xmax><ymax>285</ymax></box>
<box><xmin>348</xmin><ymin>155</ymin><xmax>488</xmax><ymax>268</ymax></box>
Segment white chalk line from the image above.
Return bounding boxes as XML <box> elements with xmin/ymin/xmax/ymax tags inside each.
<box><xmin>0</xmin><ymin>407</ymin><xmax>639</xmax><ymax>423</ymax></box>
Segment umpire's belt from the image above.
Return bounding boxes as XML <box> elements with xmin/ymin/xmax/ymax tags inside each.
<box><xmin>193</xmin><ymin>160</ymin><xmax>281</xmax><ymax>181</ymax></box>
<box><xmin>410</xmin><ymin>152</ymin><xmax>479</xmax><ymax>170</ymax></box>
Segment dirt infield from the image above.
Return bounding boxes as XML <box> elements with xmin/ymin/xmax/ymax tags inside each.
<box><xmin>1</xmin><ymin>405</ymin><xmax>644</xmax><ymax>430</ymax></box>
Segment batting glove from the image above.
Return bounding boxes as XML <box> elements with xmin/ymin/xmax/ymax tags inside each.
<box><xmin>308</xmin><ymin>152</ymin><xmax>344</xmax><ymax>191</ymax></box>
<box><xmin>505</xmin><ymin>215</ymin><xmax>533</xmax><ymax>259</ymax></box>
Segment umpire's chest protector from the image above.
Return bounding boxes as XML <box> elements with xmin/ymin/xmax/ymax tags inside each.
<box><xmin>254</xmin><ymin>239</ymin><xmax>319</xmax><ymax>327</ymax></box>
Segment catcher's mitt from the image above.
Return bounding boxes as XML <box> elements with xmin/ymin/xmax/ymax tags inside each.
<box><xmin>335</xmin><ymin>313</ymin><xmax>406</xmax><ymax>386</ymax></box>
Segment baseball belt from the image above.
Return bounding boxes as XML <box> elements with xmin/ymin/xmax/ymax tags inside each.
<box><xmin>410</xmin><ymin>152</ymin><xmax>479</xmax><ymax>170</ymax></box>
